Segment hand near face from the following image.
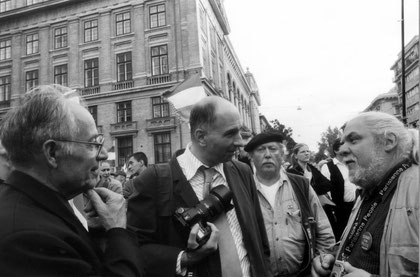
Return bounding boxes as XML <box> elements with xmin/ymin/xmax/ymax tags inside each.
<box><xmin>84</xmin><ymin>188</ymin><xmax>127</xmax><ymax>231</ymax></box>
<box><xmin>311</xmin><ymin>253</ymin><xmax>335</xmax><ymax>277</ymax></box>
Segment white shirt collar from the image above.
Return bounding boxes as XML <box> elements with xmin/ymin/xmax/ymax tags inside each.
<box><xmin>177</xmin><ymin>143</ymin><xmax>225</xmax><ymax>181</ymax></box>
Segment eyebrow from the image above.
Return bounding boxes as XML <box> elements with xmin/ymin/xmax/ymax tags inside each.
<box><xmin>223</xmin><ymin>127</ymin><xmax>240</xmax><ymax>136</ymax></box>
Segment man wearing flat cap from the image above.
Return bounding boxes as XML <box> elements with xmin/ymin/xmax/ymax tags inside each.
<box><xmin>245</xmin><ymin>132</ymin><xmax>335</xmax><ymax>277</ymax></box>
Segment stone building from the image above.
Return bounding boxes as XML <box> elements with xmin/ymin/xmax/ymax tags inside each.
<box><xmin>0</xmin><ymin>0</ymin><xmax>262</xmax><ymax>166</ymax></box>
<box><xmin>363</xmin><ymin>88</ymin><xmax>399</xmax><ymax>117</ymax></box>
<box><xmin>390</xmin><ymin>35</ymin><xmax>419</xmax><ymax>127</ymax></box>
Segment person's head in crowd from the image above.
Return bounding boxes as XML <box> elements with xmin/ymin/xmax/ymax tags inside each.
<box><xmin>331</xmin><ymin>138</ymin><xmax>344</xmax><ymax>161</ymax></box>
<box><xmin>100</xmin><ymin>161</ymin><xmax>112</xmax><ymax>180</ymax></box>
<box><xmin>189</xmin><ymin>96</ymin><xmax>242</xmax><ymax>166</ymax></box>
<box><xmin>126</xmin><ymin>152</ymin><xmax>148</xmax><ymax>177</ymax></box>
<box><xmin>340</xmin><ymin>111</ymin><xmax>413</xmax><ymax>189</ymax></box>
<box><xmin>237</xmin><ymin>125</ymin><xmax>253</xmax><ymax>158</ymax></box>
<box><xmin>114</xmin><ymin>170</ymin><xmax>126</xmax><ymax>184</ymax></box>
<box><xmin>291</xmin><ymin>143</ymin><xmax>311</xmax><ymax>166</ymax></box>
<box><xmin>0</xmin><ymin>85</ymin><xmax>107</xmax><ymax>199</ymax></box>
<box><xmin>245</xmin><ymin>132</ymin><xmax>284</xmax><ymax>180</ymax></box>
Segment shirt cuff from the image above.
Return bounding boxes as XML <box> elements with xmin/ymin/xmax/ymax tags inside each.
<box><xmin>176</xmin><ymin>250</ymin><xmax>187</xmax><ymax>276</ymax></box>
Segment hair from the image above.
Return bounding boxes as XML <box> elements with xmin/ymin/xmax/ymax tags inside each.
<box><xmin>128</xmin><ymin>151</ymin><xmax>148</xmax><ymax>166</ymax></box>
<box><xmin>354</xmin><ymin>112</ymin><xmax>412</xmax><ymax>161</ymax></box>
<box><xmin>0</xmin><ymin>85</ymin><xmax>84</xmax><ymax>166</ymax></box>
<box><xmin>189</xmin><ymin>99</ymin><xmax>217</xmax><ymax>138</ymax></box>
<box><xmin>407</xmin><ymin>128</ymin><xmax>419</xmax><ymax>165</ymax></box>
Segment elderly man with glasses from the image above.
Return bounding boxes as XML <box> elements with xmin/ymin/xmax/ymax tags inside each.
<box><xmin>0</xmin><ymin>85</ymin><xmax>143</xmax><ymax>276</ymax></box>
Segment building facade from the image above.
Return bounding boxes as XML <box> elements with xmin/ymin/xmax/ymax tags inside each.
<box><xmin>390</xmin><ymin>35</ymin><xmax>419</xmax><ymax>127</ymax></box>
<box><xmin>363</xmin><ymin>88</ymin><xmax>399</xmax><ymax>117</ymax></box>
<box><xmin>0</xmin><ymin>0</ymin><xmax>262</xmax><ymax>166</ymax></box>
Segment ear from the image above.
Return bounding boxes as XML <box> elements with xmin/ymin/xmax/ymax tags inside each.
<box><xmin>42</xmin><ymin>140</ymin><xmax>59</xmax><ymax>168</ymax></box>
<box><xmin>384</xmin><ymin>131</ymin><xmax>398</xmax><ymax>153</ymax></box>
<box><xmin>193</xmin><ymin>128</ymin><xmax>207</xmax><ymax>147</ymax></box>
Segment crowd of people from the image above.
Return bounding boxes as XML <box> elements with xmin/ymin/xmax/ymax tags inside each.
<box><xmin>0</xmin><ymin>84</ymin><xmax>418</xmax><ymax>277</ymax></box>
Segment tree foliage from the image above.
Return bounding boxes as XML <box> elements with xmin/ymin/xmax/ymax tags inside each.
<box><xmin>264</xmin><ymin>119</ymin><xmax>297</xmax><ymax>160</ymax></box>
<box><xmin>314</xmin><ymin>126</ymin><xmax>342</xmax><ymax>163</ymax></box>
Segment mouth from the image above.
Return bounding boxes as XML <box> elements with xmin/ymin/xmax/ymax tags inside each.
<box><xmin>344</xmin><ymin>159</ymin><xmax>356</xmax><ymax>168</ymax></box>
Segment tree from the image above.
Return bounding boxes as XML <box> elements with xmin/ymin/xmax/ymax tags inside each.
<box><xmin>264</xmin><ymin>119</ymin><xmax>297</xmax><ymax>160</ymax></box>
<box><xmin>314</xmin><ymin>126</ymin><xmax>342</xmax><ymax>163</ymax></box>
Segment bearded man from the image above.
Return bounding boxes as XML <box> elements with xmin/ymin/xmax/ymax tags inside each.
<box><xmin>312</xmin><ymin>111</ymin><xmax>419</xmax><ymax>277</ymax></box>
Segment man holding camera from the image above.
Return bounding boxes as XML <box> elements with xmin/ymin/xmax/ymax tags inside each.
<box><xmin>127</xmin><ymin>96</ymin><xmax>271</xmax><ymax>277</ymax></box>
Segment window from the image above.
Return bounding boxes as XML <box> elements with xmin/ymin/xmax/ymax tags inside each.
<box><xmin>54</xmin><ymin>64</ymin><xmax>68</xmax><ymax>86</ymax></box>
<box><xmin>84</xmin><ymin>19</ymin><xmax>98</xmax><ymax>42</ymax></box>
<box><xmin>0</xmin><ymin>0</ymin><xmax>11</xmax><ymax>12</ymax></box>
<box><xmin>151</xmin><ymin>45</ymin><xmax>168</xmax><ymax>76</ymax></box>
<box><xmin>150</xmin><ymin>4</ymin><xmax>166</xmax><ymax>28</ymax></box>
<box><xmin>117</xmin><ymin>136</ymin><xmax>133</xmax><ymax>166</ymax></box>
<box><xmin>152</xmin><ymin>96</ymin><xmax>169</xmax><ymax>118</ymax></box>
<box><xmin>27</xmin><ymin>0</ymin><xmax>44</xmax><ymax>5</ymax></box>
<box><xmin>26</xmin><ymin>33</ymin><xmax>39</xmax><ymax>55</ymax></box>
<box><xmin>116</xmin><ymin>11</ymin><xmax>131</xmax><ymax>36</ymax></box>
<box><xmin>0</xmin><ymin>39</ymin><xmax>11</xmax><ymax>60</ymax></box>
<box><xmin>88</xmin><ymin>106</ymin><xmax>98</xmax><ymax>125</ymax></box>
<box><xmin>84</xmin><ymin>58</ymin><xmax>99</xmax><ymax>87</ymax></box>
<box><xmin>54</xmin><ymin>27</ymin><xmax>67</xmax><ymax>49</ymax></box>
<box><xmin>0</xmin><ymin>75</ymin><xmax>11</xmax><ymax>102</ymax></box>
<box><xmin>154</xmin><ymin>132</ymin><xmax>171</xmax><ymax>163</ymax></box>
<box><xmin>117</xmin><ymin>52</ymin><xmax>132</xmax><ymax>82</ymax></box>
<box><xmin>26</xmin><ymin>70</ymin><xmax>38</xmax><ymax>91</ymax></box>
<box><xmin>117</xmin><ymin>101</ymin><xmax>132</xmax><ymax>123</ymax></box>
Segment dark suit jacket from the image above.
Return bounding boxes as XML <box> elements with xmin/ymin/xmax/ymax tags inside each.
<box><xmin>287</xmin><ymin>163</ymin><xmax>332</xmax><ymax>195</ymax></box>
<box><xmin>0</xmin><ymin>170</ymin><xmax>142</xmax><ymax>277</ymax></box>
<box><xmin>127</xmin><ymin>151</ymin><xmax>271</xmax><ymax>277</ymax></box>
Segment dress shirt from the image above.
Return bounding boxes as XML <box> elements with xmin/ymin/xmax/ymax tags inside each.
<box><xmin>321</xmin><ymin>158</ymin><xmax>356</xmax><ymax>202</ymax></box>
<box><xmin>255</xmin><ymin>167</ymin><xmax>335</xmax><ymax>276</ymax></box>
<box><xmin>176</xmin><ymin>144</ymin><xmax>250</xmax><ymax>277</ymax></box>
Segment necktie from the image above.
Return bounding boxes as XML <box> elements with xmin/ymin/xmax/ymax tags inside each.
<box><xmin>202</xmin><ymin>167</ymin><xmax>243</xmax><ymax>277</ymax></box>
<box><xmin>202</xmin><ymin>167</ymin><xmax>215</xmax><ymax>198</ymax></box>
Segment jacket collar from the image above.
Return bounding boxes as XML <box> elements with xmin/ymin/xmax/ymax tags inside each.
<box><xmin>5</xmin><ymin>170</ymin><xmax>89</xmax><ymax>234</ymax></box>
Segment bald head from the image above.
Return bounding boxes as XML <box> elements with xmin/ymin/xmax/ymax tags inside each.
<box><xmin>189</xmin><ymin>96</ymin><xmax>238</xmax><ymax>136</ymax></box>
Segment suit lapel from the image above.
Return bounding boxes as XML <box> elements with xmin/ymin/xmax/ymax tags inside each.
<box><xmin>170</xmin><ymin>157</ymin><xmax>199</xmax><ymax>208</ymax></box>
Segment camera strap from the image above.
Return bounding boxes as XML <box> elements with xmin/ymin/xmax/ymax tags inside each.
<box><xmin>340</xmin><ymin>160</ymin><xmax>411</xmax><ymax>261</ymax></box>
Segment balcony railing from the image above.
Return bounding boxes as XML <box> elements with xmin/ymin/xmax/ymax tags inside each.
<box><xmin>0</xmin><ymin>100</ymin><xmax>10</xmax><ymax>109</ymax></box>
<box><xmin>79</xmin><ymin>86</ymin><xmax>100</xmax><ymax>96</ymax></box>
<box><xmin>112</xmin><ymin>80</ymin><xmax>134</xmax><ymax>90</ymax></box>
<box><xmin>146</xmin><ymin>116</ymin><xmax>176</xmax><ymax>132</ymax></box>
<box><xmin>110</xmin><ymin>121</ymin><xmax>138</xmax><ymax>135</ymax></box>
<box><xmin>147</xmin><ymin>74</ymin><xmax>171</xmax><ymax>85</ymax></box>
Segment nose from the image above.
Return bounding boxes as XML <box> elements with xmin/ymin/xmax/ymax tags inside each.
<box><xmin>97</xmin><ymin>146</ymin><xmax>108</xmax><ymax>161</ymax></box>
<box><xmin>339</xmin><ymin>142</ymin><xmax>350</xmax><ymax>157</ymax></box>
<box><xmin>233</xmin><ymin>132</ymin><xmax>243</xmax><ymax>147</ymax></box>
<box><xmin>264</xmin><ymin>148</ymin><xmax>272</xmax><ymax>158</ymax></box>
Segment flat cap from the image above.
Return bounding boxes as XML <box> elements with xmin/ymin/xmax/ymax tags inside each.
<box><xmin>244</xmin><ymin>132</ymin><xmax>284</xmax><ymax>152</ymax></box>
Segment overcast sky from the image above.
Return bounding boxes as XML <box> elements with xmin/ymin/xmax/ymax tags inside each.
<box><xmin>224</xmin><ymin>0</ymin><xmax>419</xmax><ymax>150</ymax></box>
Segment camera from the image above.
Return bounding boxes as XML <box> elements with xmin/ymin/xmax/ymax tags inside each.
<box><xmin>330</xmin><ymin>260</ymin><xmax>346</xmax><ymax>277</ymax></box>
<box><xmin>174</xmin><ymin>185</ymin><xmax>233</xmax><ymax>247</ymax></box>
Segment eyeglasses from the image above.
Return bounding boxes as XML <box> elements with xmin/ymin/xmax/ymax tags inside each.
<box><xmin>55</xmin><ymin>134</ymin><xmax>105</xmax><ymax>158</ymax></box>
